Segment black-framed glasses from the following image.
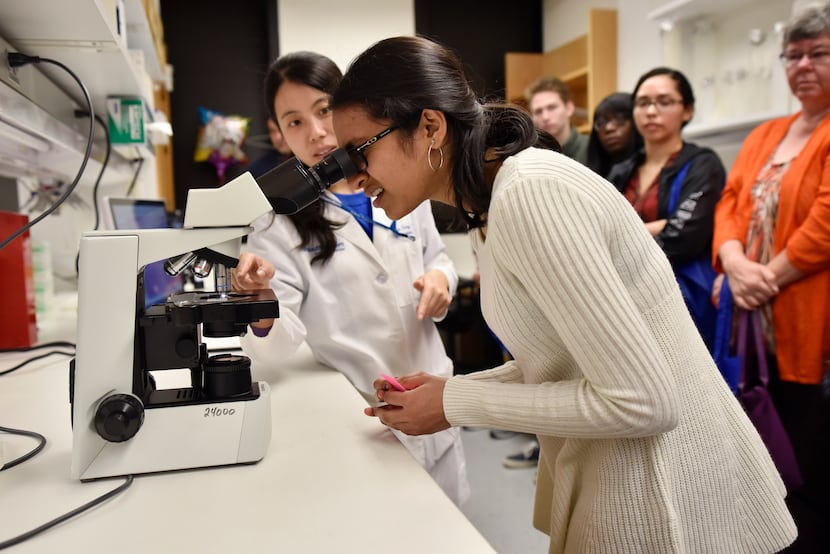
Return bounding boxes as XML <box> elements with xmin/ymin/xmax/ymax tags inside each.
<box><xmin>348</xmin><ymin>126</ymin><xmax>398</xmax><ymax>171</ymax></box>
<box><xmin>779</xmin><ymin>49</ymin><xmax>830</xmax><ymax>68</ymax></box>
<box><xmin>593</xmin><ymin>114</ymin><xmax>629</xmax><ymax>131</ymax></box>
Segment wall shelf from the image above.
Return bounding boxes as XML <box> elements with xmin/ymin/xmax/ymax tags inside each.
<box><xmin>549</xmin><ymin>8</ymin><xmax>617</xmax><ymax>129</ymax></box>
<box><xmin>0</xmin><ymin>34</ymin><xmax>142</xmax><ymax>189</ymax></box>
<box><xmin>559</xmin><ymin>67</ymin><xmax>588</xmax><ymax>86</ymax></box>
<box><xmin>649</xmin><ymin>0</ymin><xmax>794</xmax><ymax>168</ymax></box>
<box><xmin>683</xmin><ymin>110</ymin><xmax>791</xmax><ymax>141</ymax></box>
<box><xmin>0</xmin><ymin>0</ymin><xmax>162</xmax><ymax>124</ymax></box>
<box><xmin>0</xmin><ymin>0</ymin><xmax>172</xmax><ymax>202</ymax></box>
<box><xmin>124</xmin><ymin>0</ymin><xmax>166</xmax><ymax>83</ymax></box>
<box><xmin>647</xmin><ymin>0</ymin><xmax>757</xmax><ymax>23</ymax></box>
<box><xmin>504</xmin><ymin>9</ymin><xmax>617</xmax><ymax>132</ymax></box>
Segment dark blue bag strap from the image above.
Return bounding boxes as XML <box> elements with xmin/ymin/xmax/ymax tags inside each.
<box><xmin>667</xmin><ymin>160</ymin><xmax>693</xmax><ymax>215</ymax></box>
<box><xmin>713</xmin><ymin>277</ymin><xmax>734</xmax><ymax>361</ymax></box>
<box><xmin>712</xmin><ymin>277</ymin><xmax>741</xmax><ymax>393</ymax></box>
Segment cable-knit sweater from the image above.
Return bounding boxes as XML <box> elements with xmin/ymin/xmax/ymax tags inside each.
<box><xmin>443</xmin><ymin>148</ymin><xmax>796</xmax><ymax>553</ymax></box>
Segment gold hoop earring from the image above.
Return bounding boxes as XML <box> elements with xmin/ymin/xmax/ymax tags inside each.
<box><xmin>427</xmin><ymin>139</ymin><xmax>444</xmax><ymax>172</ymax></box>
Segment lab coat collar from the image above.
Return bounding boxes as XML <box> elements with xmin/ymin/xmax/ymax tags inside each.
<box><xmin>321</xmin><ymin>191</ymin><xmax>386</xmax><ymax>266</ymax></box>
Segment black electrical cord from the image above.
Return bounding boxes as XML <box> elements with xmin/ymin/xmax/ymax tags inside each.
<box><xmin>0</xmin><ymin>341</ymin><xmax>76</xmax><ymax>376</ymax></box>
<box><xmin>73</xmin><ymin>110</ymin><xmax>111</xmax><ymax>274</ymax></box>
<box><xmin>0</xmin><ymin>426</ymin><xmax>46</xmax><ymax>471</ymax></box>
<box><xmin>0</xmin><ymin>341</ymin><xmax>76</xmax><ymax>353</ymax></box>
<box><xmin>124</xmin><ymin>156</ymin><xmax>145</xmax><ymax>197</ymax></box>
<box><xmin>0</xmin><ymin>53</ymin><xmax>95</xmax><ymax>251</ymax></box>
<box><xmin>0</xmin><ymin>475</ymin><xmax>134</xmax><ymax>550</ymax></box>
<box><xmin>0</xmin><ymin>352</ymin><xmax>74</xmax><ymax>377</ymax></box>
<box><xmin>0</xmin><ymin>340</ymin><xmax>75</xmax><ymax>376</ymax></box>
<box><xmin>73</xmin><ymin>111</ymin><xmax>111</xmax><ymax>232</ymax></box>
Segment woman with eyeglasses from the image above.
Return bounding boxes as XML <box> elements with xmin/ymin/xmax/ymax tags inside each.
<box><xmin>586</xmin><ymin>92</ymin><xmax>642</xmax><ymax>179</ymax></box>
<box><xmin>232</xmin><ymin>51</ymin><xmax>469</xmax><ymax>505</ymax></box>
<box><xmin>713</xmin><ymin>4</ymin><xmax>830</xmax><ymax>551</ymax></box>
<box><xmin>607</xmin><ymin>67</ymin><xmax>726</xmax><ymax>349</ymax></box>
<box><xmin>329</xmin><ymin>35</ymin><xmax>795</xmax><ymax>553</ymax></box>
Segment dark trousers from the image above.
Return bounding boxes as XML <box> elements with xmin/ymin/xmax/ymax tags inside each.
<box><xmin>768</xmin><ymin>361</ymin><xmax>830</xmax><ymax>553</ymax></box>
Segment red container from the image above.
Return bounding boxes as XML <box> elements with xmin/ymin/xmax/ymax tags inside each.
<box><xmin>0</xmin><ymin>211</ymin><xmax>37</xmax><ymax>348</ymax></box>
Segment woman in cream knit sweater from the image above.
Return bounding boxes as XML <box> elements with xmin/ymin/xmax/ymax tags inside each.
<box><xmin>325</xmin><ymin>36</ymin><xmax>798</xmax><ymax>554</ymax></box>
<box><xmin>207</xmin><ymin>35</ymin><xmax>802</xmax><ymax>553</ymax></box>
<box><xmin>333</xmin><ymin>37</ymin><xmax>796</xmax><ymax>554</ymax></box>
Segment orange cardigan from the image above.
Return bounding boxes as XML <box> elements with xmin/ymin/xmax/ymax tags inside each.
<box><xmin>713</xmin><ymin>112</ymin><xmax>830</xmax><ymax>384</ymax></box>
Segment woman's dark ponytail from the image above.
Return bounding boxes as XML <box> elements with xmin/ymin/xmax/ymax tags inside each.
<box><xmin>333</xmin><ymin>36</ymin><xmax>557</xmax><ymax>229</ymax></box>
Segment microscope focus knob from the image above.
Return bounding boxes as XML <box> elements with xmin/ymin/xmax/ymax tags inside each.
<box><xmin>94</xmin><ymin>393</ymin><xmax>145</xmax><ymax>442</ymax></box>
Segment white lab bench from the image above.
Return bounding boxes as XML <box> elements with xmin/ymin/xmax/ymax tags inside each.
<box><xmin>0</xmin><ymin>294</ymin><xmax>495</xmax><ymax>553</ymax></box>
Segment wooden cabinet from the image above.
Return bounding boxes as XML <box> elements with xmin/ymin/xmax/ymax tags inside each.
<box><xmin>505</xmin><ymin>8</ymin><xmax>617</xmax><ymax>134</ymax></box>
<box><xmin>153</xmin><ymin>83</ymin><xmax>175</xmax><ymax>212</ymax></box>
<box><xmin>504</xmin><ymin>52</ymin><xmax>542</xmax><ymax>109</ymax></box>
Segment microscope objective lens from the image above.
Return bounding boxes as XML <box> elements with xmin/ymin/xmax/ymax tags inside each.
<box><xmin>215</xmin><ymin>264</ymin><xmax>231</xmax><ymax>296</ymax></box>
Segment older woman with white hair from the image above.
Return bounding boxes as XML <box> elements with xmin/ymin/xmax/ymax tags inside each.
<box><xmin>713</xmin><ymin>3</ymin><xmax>830</xmax><ymax>551</ymax></box>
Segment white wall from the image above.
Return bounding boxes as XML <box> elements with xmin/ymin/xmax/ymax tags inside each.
<box><xmin>544</xmin><ymin>0</ymin><xmax>802</xmax><ymax>170</ymax></box>
<box><xmin>277</xmin><ymin>0</ymin><xmax>415</xmax><ymax>72</ymax></box>
<box><xmin>616</xmin><ymin>0</ymin><xmax>662</xmax><ymax>90</ymax></box>
<box><xmin>542</xmin><ymin>0</ymin><xmax>661</xmax><ymax>92</ymax></box>
<box><xmin>276</xmin><ymin>0</ymin><xmax>657</xmax><ymax>95</ymax></box>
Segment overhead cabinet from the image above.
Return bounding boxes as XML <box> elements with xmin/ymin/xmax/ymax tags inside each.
<box><xmin>505</xmin><ymin>9</ymin><xmax>618</xmax><ymax>134</ymax></box>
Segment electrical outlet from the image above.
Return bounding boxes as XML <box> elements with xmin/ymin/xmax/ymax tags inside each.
<box><xmin>1</xmin><ymin>47</ymin><xmax>21</xmax><ymax>87</ymax></box>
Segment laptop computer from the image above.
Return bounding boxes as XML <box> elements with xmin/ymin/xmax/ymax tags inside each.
<box><xmin>106</xmin><ymin>197</ymin><xmax>186</xmax><ymax>309</ymax></box>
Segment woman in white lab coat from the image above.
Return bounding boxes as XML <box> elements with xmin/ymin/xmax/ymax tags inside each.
<box><xmin>234</xmin><ymin>52</ymin><xmax>469</xmax><ymax>505</ymax></box>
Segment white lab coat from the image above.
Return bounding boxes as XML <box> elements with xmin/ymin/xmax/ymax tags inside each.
<box><xmin>240</xmin><ymin>193</ymin><xmax>469</xmax><ymax>505</ymax></box>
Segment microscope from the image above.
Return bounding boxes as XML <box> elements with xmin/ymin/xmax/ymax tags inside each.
<box><xmin>70</xmin><ymin>149</ymin><xmax>359</xmax><ymax>480</ymax></box>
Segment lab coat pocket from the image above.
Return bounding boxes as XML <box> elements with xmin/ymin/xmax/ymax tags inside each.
<box><xmin>422</xmin><ymin>427</ymin><xmax>461</xmax><ymax>471</ymax></box>
<box><xmin>394</xmin><ymin>426</ymin><xmax>458</xmax><ymax>470</ymax></box>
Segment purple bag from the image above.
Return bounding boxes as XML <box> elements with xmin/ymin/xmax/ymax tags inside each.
<box><xmin>737</xmin><ymin>310</ymin><xmax>803</xmax><ymax>490</ymax></box>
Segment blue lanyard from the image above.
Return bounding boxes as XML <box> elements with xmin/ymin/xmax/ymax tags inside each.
<box><xmin>321</xmin><ymin>196</ymin><xmax>416</xmax><ymax>241</ymax></box>
<box><xmin>667</xmin><ymin>160</ymin><xmax>693</xmax><ymax>215</ymax></box>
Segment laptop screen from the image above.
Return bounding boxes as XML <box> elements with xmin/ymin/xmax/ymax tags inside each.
<box><xmin>107</xmin><ymin>198</ymin><xmax>185</xmax><ymax>308</ymax></box>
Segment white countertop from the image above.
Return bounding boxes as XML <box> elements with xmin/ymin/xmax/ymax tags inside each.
<box><xmin>0</xmin><ymin>301</ymin><xmax>495</xmax><ymax>553</ymax></box>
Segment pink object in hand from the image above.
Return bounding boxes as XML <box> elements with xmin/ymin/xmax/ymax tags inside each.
<box><xmin>380</xmin><ymin>373</ymin><xmax>406</xmax><ymax>392</ymax></box>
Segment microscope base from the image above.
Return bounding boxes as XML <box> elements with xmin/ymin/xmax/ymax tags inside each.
<box><xmin>72</xmin><ymin>382</ymin><xmax>271</xmax><ymax>480</ymax></box>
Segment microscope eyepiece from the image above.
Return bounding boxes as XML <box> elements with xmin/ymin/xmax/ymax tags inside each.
<box><xmin>256</xmin><ymin>148</ymin><xmax>360</xmax><ymax>215</ymax></box>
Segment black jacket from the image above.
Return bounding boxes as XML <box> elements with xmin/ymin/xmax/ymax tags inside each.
<box><xmin>607</xmin><ymin>143</ymin><xmax>726</xmax><ymax>265</ymax></box>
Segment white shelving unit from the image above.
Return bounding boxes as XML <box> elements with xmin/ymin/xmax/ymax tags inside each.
<box><xmin>0</xmin><ymin>0</ymin><xmax>158</xmax><ymax>120</ymax></box>
<box><xmin>124</xmin><ymin>0</ymin><xmax>166</xmax><ymax>83</ymax></box>
<box><xmin>647</xmin><ymin>0</ymin><xmax>756</xmax><ymax>23</ymax></box>
<box><xmin>650</xmin><ymin>0</ymin><xmax>795</xmax><ymax>153</ymax></box>
<box><xmin>684</xmin><ymin>110</ymin><xmax>792</xmax><ymax>138</ymax></box>
<box><xmin>0</xmin><ymin>0</ymin><xmax>167</xmax><ymax>191</ymax></box>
